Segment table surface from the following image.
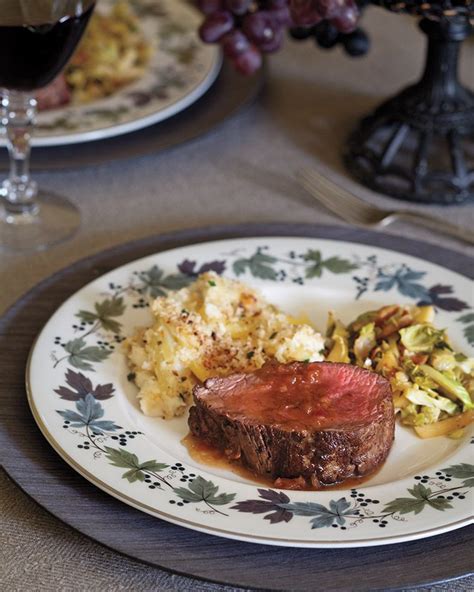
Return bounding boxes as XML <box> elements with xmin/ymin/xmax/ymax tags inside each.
<box><xmin>1</xmin><ymin>8</ymin><xmax>473</xmax><ymax>592</ymax></box>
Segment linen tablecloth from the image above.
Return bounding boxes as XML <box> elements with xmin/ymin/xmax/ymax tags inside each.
<box><xmin>1</xmin><ymin>8</ymin><xmax>473</xmax><ymax>591</ymax></box>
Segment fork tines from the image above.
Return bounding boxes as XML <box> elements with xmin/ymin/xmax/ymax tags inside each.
<box><xmin>298</xmin><ymin>168</ymin><xmax>377</xmax><ymax>226</ymax></box>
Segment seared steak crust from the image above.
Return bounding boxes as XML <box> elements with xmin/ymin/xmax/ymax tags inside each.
<box><xmin>188</xmin><ymin>362</ymin><xmax>395</xmax><ymax>486</ymax></box>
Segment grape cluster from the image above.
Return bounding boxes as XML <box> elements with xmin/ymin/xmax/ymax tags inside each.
<box><xmin>197</xmin><ymin>0</ymin><xmax>360</xmax><ymax>74</ymax></box>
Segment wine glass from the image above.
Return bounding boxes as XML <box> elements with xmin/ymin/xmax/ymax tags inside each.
<box><xmin>0</xmin><ymin>0</ymin><xmax>95</xmax><ymax>251</ymax></box>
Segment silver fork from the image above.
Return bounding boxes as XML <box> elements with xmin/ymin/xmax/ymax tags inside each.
<box><xmin>298</xmin><ymin>168</ymin><xmax>474</xmax><ymax>245</ymax></box>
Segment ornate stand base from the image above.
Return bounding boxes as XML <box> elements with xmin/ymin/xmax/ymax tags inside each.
<box><xmin>344</xmin><ymin>17</ymin><xmax>474</xmax><ymax>205</ymax></box>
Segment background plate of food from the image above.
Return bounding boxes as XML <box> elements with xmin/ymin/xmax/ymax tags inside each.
<box><xmin>27</xmin><ymin>237</ymin><xmax>473</xmax><ymax>547</ymax></box>
<box><xmin>0</xmin><ymin>0</ymin><xmax>221</xmax><ymax>147</ymax></box>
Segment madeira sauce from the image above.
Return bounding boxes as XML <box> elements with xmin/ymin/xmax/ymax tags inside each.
<box><xmin>182</xmin><ymin>433</ymin><xmax>378</xmax><ymax>491</ymax></box>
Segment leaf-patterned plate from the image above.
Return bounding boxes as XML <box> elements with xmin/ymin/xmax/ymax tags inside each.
<box><xmin>2</xmin><ymin>0</ymin><xmax>221</xmax><ymax>147</ymax></box>
<box><xmin>27</xmin><ymin>237</ymin><xmax>474</xmax><ymax>547</ymax></box>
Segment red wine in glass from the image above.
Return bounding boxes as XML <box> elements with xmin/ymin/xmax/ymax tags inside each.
<box><xmin>0</xmin><ymin>1</ymin><xmax>96</xmax><ymax>251</ymax></box>
<box><xmin>0</xmin><ymin>3</ymin><xmax>94</xmax><ymax>91</ymax></box>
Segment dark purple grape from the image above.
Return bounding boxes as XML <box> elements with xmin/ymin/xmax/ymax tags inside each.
<box><xmin>242</xmin><ymin>11</ymin><xmax>279</xmax><ymax>46</ymax></box>
<box><xmin>199</xmin><ymin>10</ymin><xmax>234</xmax><ymax>43</ymax></box>
<box><xmin>289</xmin><ymin>26</ymin><xmax>314</xmax><ymax>39</ymax></box>
<box><xmin>234</xmin><ymin>45</ymin><xmax>263</xmax><ymax>75</ymax></box>
<box><xmin>330</xmin><ymin>0</ymin><xmax>359</xmax><ymax>33</ymax></box>
<box><xmin>314</xmin><ymin>21</ymin><xmax>340</xmax><ymax>48</ymax></box>
<box><xmin>224</xmin><ymin>0</ymin><xmax>252</xmax><ymax>15</ymax></box>
<box><xmin>197</xmin><ymin>0</ymin><xmax>224</xmax><ymax>15</ymax></box>
<box><xmin>267</xmin><ymin>0</ymin><xmax>289</xmax><ymax>6</ymax></box>
<box><xmin>221</xmin><ymin>29</ymin><xmax>251</xmax><ymax>58</ymax></box>
<box><xmin>342</xmin><ymin>28</ymin><xmax>370</xmax><ymax>56</ymax></box>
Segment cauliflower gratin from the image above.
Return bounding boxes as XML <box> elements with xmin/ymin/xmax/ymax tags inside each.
<box><xmin>125</xmin><ymin>272</ymin><xmax>325</xmax><ymax>419</ymax></box>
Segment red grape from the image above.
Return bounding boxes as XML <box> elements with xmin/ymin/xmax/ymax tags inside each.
<box><xmin>234</xmin><ymin>45</ymin><xmax>263</xmax><ymax>75</ymax></box>
<box><xmin>288</xmin><ymin>0</ymin><xmax>323</xmax><ymax>26</ymax></box>
<box><xmin>269</xmin><ymin>5</ymin><xmax>293</xmax><ymax>25</ymax></box>
<box><xmin>259</xmin><ymin>26</ymin><xmax>284</xmax><ymax>52</ymax></box>
<box><xmin>243</xmin><ymin>11</ymin><xmax>279</xmax><ymax>46</ymax></box>
<box><xmin>330</xmin><ymin>0</ymin><xmax>358</xmax><ymax>33</ymax></box>
<box><xmin>197</xmin><ymin>0</ymin><xmax>224</xmax><ymax>15</ymax></box>
<box><xmin>224</xmin><ymin>0</ymin><xmax>252</xmax><ymax>14</ymax></box>
<box><xmin>221</xmin><ymin>29</ymin><xmax>251</xmax><ymax>58</ymax></box>
<box><xmin>316</xmin><ymin>0</ymin><xmax>344</xmax><ymax>19</ymax></box>
<box><xmin>199</xmin><ymin>10</ymin><xmax>234</xmax><ymax>43</ymax></box>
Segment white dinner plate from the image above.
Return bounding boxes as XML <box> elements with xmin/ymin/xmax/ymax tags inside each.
<box><xmin>27</xmin><ymin>237</ymin><xmax>474</xmax><ymax>547</ymax></box>
<box><xmin>1</xmin><ymin>0</ymin><xmax>221</xmax><ymax>147</ymax></box>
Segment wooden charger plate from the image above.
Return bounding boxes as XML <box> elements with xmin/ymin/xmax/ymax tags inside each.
<box><xmin>0</xmin><ymin>223</ymin><xmax>472</xmax><ymax>591</ymax></box>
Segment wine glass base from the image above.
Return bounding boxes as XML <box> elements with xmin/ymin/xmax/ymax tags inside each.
<box><xmin>0</xmin><ymin>191</ymin><xmax>80</xmax><ymax>252</ymax></box>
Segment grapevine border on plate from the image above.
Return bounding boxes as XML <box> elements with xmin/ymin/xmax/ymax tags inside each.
<box><xmin>55</xmin><ymin>382</ymin><xmax>474</xmax><ymax>532</ymax></box>
<box><xmin>49</xmin><ymin>243</ymin><xmax>472</xmax><ymax>373</ymax></box>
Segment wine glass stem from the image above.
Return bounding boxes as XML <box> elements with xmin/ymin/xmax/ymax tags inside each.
<box><xmin>1</xmin><ymin>90</ymin><xmax>38</xmax><ymax>219</ymax></box>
